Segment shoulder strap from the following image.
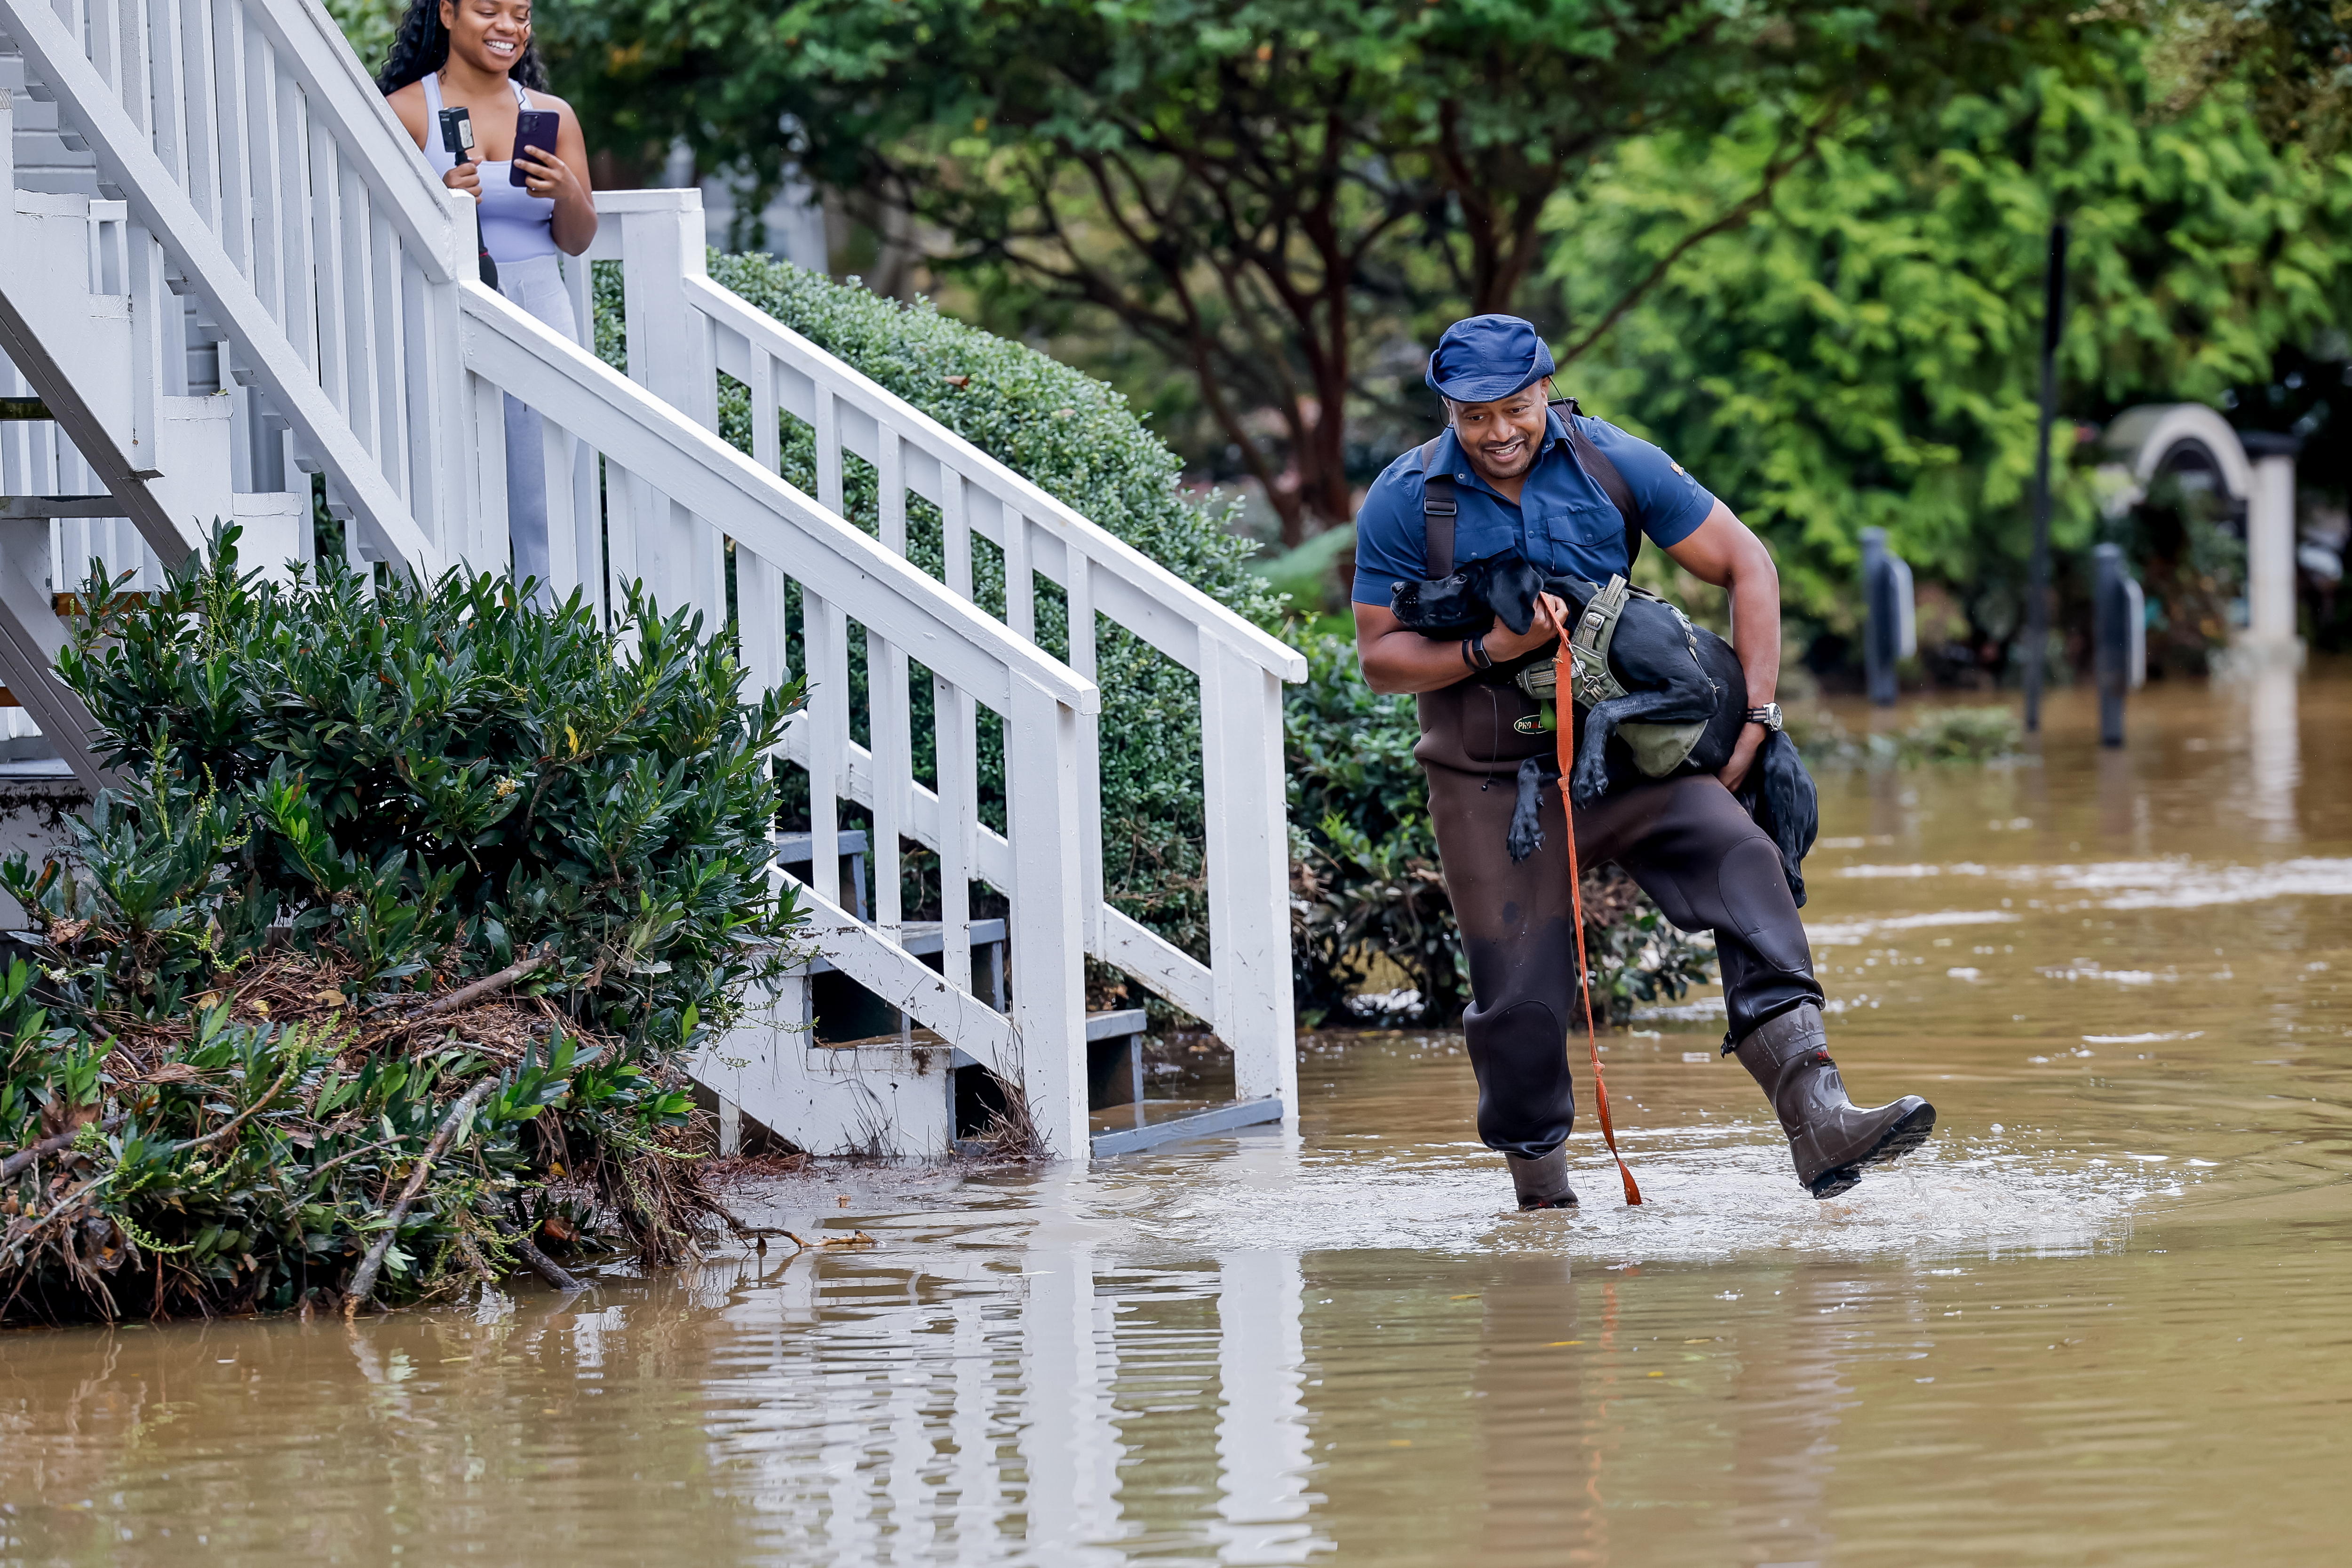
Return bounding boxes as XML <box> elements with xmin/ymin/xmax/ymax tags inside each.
<box><xmin>1551</xmin><ymin>398</ymin><xmax>1644</xmax><ymax>572</ymax></box>
<box><xmin>513</xmin><ymin>80</ymin><xmax>533</xmax><ymax>108</ymax></box>
<box><xmin>1414</xmin><ymin>435</ymin><xmax>1457</xmax><ymax>577</ymax></box>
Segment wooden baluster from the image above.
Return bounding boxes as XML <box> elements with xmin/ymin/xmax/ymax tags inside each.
<box><xmin>468</xmin><ymin>369</ymin><xmax>508</xmax><ymax>563</ymax></box>
<box><xmin>1066</xmin><ymin>551</ymin><xmax>1103</xmax><ymax>952</ymax></box>
<box><xmin>335</xmin><ymin>163</ymin><xmax>381</xmax><ymax>469</ymax></box>
<box><xmin>877</xmin><ymin>428</ymin><xmax>906</xmax><ymax>554</ymax></box>
<box><xmin>177</xmin><ymin>0</ymin><xmax>220</xmax><ymax>233</ymax></box>
<box><xmin>734</xmin><ymin>538</ymin><xmax>789</xmax><ymax>704</ymax></box>
<box><xmin>87</xmin><ymin>0</ymin><xmax>119</xmax><ymax>105</ymax></box>
<box><xmin>240</xmin><ymin>14</ymin><xmax>278</xmax><ymax>317</ymax></box>
<box><xmin>115</xmin><ymin>0</ymin><xmax>149</xmax><ymax>133</ymax></box>
<box><xmin>271</xmin><ymin>52</ymin><xmax>314</xmax><ymax>369</ymax></box>
<box><xmin>802</xmin><ymin>588</ymin><xmax>849</xmax><ymax>910</ymax></box>
<box><xmin>209</xmin><ymin>0</ymin><xmax>250</xmax><ymax>279</ymax></box>
<box><xmin>601</xmin><ymin>459</ymin><xmax>640</xmax><ymax>608</ymax></box>
<box><xmin>813</xmin><ymin>385</ymin><xmax>843</xmax><ymax>516</ymax></box>
<box><xmin>941</xmin><ymin>469</ymin><xmax>972</xmax><ymax>600</ymax></box>
<box><xmin>1004</xmin><ymin>679</ymin><xmax>1088</xmax><ymax>1157</ymax></box>
<box><xmin>752</xmin><ymin>355</ymin><xmax>780</xmax><ymax>476</ymax></box>
<box><xmin>308</xmin><ymin>122</ymin><xmax>346</xmax><ymax>417</ymax></box>
<box><xmin>867</xmin><ymin>626</ymin><xmax>909</xmax><ymax>947</ymax></box>
<box><xmin>1003</xmin><ymin>508</ymin><xmax>1034</xmax><ymax>639</ymax></box>
<box><xmin>570</xmin><ymin>441</ymin><xmax>603</xmax><ymax>621</ymax></box>
<box><xmin>933</xmin><ymin>673</ymin><xmax>976</xmax><ymax>1009</ymax></box>
<box><xmin>540</xmin><ymin>413</ymin><xmax>576</xmax><ymax>597</ymax></box>
<box><xmin>150</xmin><ymin>0</ymin><xmax>191</xmax><ymax>191</ymax></box>
<box><xmin>370</xmin><ymin>212</ymin><xmax>406</xmax><ymax>494</ymax></box>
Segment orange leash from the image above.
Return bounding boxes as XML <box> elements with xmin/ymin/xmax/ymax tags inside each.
<box><xmin>1557</xmin><ymin>639</ymin><xmax>1642</xmax><ymax>1205</ymax></box>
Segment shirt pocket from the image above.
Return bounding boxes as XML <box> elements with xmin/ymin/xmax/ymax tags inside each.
<box><xmin>1528</xmin><ymin>501</ymin><xmax>1623</xmax><ymax>571</ymax></box>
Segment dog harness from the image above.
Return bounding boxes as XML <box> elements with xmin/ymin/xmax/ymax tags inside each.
<box><xmin>1530</xmin><ymin>574</ymin><xmax>1713</xmax><ymax>777</ymax></box>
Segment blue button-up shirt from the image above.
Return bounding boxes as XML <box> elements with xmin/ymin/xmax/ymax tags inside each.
<box><xmin>1350</xmin><ymin>410</ymin><xmax>1716</xmax><ymax>605</ymax></box>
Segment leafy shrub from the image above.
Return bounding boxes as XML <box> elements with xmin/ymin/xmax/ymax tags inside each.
<box><xmin>0</xmin><ymin>534</ymin><xmax>801</xmax><ymax>1322</ymax></box>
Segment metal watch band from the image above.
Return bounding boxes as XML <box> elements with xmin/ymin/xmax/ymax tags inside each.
<box><xmin>1744</xmin><ymin>703</ymin><xmax>1783</xmax><ymax>732</ymax></box>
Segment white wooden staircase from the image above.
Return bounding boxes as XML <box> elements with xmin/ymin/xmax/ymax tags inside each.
<box><xmin>0</xmin><ymin>0</ymin><xmax>1304</xmax><ymax>1159</ymax></box>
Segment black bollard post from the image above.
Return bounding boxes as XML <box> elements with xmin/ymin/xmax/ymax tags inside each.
<box><xmin>2093</xmin><ymin>542</ymin><xmax>2130</xmax><ymax>748</ymax></box>
<box><xmin>1861</xmin><ymin>527</ymin><xmax>1912</xmax><ymax>707</ymax></box>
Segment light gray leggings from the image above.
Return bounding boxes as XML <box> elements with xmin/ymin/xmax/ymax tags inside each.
<box><xmin>495</xmin><ymin>253</ymin><xmax>580</xmax><ymax>596</ymax></box>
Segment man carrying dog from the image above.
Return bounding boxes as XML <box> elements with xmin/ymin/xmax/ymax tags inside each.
<box><xmin>1351</xmin><ymin>314</ymin><xmax>1935</xmax><ymax>1208</ymax></box>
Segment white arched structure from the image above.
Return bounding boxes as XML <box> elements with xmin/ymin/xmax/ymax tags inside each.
<box><xmin>2099</xmin><ymin>402</ymin><xmax>2299</xmax><ymax>662</ymax></box>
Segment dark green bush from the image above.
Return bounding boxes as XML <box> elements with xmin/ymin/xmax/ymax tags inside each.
<box><xmin>0</xmin><ymin>533</ymin><xmax>801</xmax><ymax>1321</ymax></box>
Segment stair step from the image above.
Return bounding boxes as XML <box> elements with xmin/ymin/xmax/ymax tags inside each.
<box><xmin>1</xmin><ymin>495</ymin><xmax>116</xmax><ymax>518</ymax></box>
<box><xmin>1089</xmin><ymin>1096</ymin><xmax>1284</xmax><ymax>1159</ymax></box>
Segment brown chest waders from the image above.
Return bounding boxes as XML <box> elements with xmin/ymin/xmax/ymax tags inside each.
<box><xmin>1409</xmin><ymin>426</ymin><xmax>1823</xmax><ymax>1164</ymax></box>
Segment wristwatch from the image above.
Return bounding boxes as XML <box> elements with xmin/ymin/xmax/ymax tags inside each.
<box><xmin>1744</xmin><ymin>703</ymin><xmax>1783</xmax><ymax>732</ymax></box>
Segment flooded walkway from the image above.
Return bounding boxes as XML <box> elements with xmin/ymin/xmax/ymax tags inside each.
<box><xmin>6</xmin><ymin>674</ymin><xmax>2350</xmax><ymax>1565</ymax></box>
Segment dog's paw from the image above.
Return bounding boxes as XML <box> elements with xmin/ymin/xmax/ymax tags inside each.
<box><xmin>1569</xmin><ymin>759</ymin><xmax>1611</xmax><ymax>808</ymax></box>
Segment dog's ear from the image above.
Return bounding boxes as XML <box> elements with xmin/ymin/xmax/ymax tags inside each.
<box><xmin>1487</xmin><ymin>557</ymin><xmax>1546</xmax><ymax>636</ymax></box>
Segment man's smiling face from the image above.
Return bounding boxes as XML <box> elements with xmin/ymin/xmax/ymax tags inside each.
<box><xmin>1448</xmin><ymin>384</ymin><xmax>1550</xmax><ymax>486</ymax></box>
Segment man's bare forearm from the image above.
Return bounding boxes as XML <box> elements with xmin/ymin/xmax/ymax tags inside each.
<box><xmin>1359</xmin><ymin>630</ymin><xmax>1477</xmax><ymax>694</ymax></box>
<box><xmin>1726</xmin><ymin>557</ymin><xmax>1780</xmax><ymax>711</ymax></box>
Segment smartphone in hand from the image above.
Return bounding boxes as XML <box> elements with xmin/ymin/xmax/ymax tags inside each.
<box><xmin>510</xmin><ymin>109</ymin><xmax>560</xmax><ymax>187</ymax></box>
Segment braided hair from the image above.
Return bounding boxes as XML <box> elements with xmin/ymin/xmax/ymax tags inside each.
<box><xmin>376</xmin><ymin>0</ymin><xmax>548</xmax><ymax>94</ymax></box>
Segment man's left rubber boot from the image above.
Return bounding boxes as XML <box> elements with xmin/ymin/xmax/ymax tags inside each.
<box><xmin>1506</xmin><ymin>1148</ymin><xmax>1579</xmax><ymax>1210</ymax></box>
<box><xmin>1733</xmin><ymin>1003</ymin><xmax>1935</xmax><ymax>1198</ymax></box>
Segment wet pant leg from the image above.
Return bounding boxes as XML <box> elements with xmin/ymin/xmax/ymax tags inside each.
<box><xmin>1425</xmin><ymin>764</ymin><xmax>1823</xmax><ymax>1159</ymax></box>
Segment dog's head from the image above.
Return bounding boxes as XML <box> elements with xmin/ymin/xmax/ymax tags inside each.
<box><xmin>1390</xmin><ymin>553</ymin><xmax>1547</xmax><ymax>639</ymax></box>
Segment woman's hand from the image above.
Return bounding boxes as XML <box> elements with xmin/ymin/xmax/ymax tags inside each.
<box><xmin>515</xmin><ymin>143</ymin><xmax>577</xmax><ymax>202</ymax></box>
<box><xmin>442</xmin><ymin>160</ymin><xmax>481</xmax><ymax>198</ymax></box>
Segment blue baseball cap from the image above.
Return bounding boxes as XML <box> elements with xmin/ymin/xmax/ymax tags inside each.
<box><xmin>1423</xmin><ymin>314</ymin><xmax>1556</xmax><ymax>404</ymax></box>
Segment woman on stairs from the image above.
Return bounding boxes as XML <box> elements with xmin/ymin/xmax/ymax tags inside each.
<box><xmin>381</xmin><ymin>0</ymin><xmax>598</xmax><ymax>594</ymax></box>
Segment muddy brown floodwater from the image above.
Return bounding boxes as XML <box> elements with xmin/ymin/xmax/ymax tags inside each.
<box><xmin>5</xmin><ymin>671</ymin><xmax>2350</xmax><ymax>1566</ymax></box>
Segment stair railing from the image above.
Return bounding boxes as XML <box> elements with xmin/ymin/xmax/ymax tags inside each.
<box><xmin>583</xmin><ymin>194</ymin><xmax>1306</xmax><ymax>1125</ymax></box>
<box><xmin>457</xmin><ymin>276</ymin><xmax>1112</xmax><ymax>1156</ymax></box>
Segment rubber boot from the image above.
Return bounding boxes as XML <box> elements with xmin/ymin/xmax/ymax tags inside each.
<box><xmin>1733</xmin><ymin>1003</ymin><xmax>1935</xmax><ymax>1198</ymax></box>
<box><xmin>1506</xmin><ymin>1148</ymin><xmax>1579</xmax><ymax>1210</ymax></box>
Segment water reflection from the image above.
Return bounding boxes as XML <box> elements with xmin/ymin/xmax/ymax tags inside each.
<box><xmin>3</xmin><ymin>680</ymin><xmax>2351</xmax><ymax>1567</ymax></box>
<box><xmin>2241</xmin><ymin>662</ymin><xmax>2300</xmax><ymax>841</ymax></box>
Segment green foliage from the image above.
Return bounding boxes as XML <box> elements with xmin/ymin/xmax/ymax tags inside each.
<box><xmin>600</xmin><ymin>252</ymin><xmax>1280</xmax><ymax>962</ymax></box>
<box><xmin>1549</xmin><ymin>44</ymin><xmax>2352</xmax><ymax>655</ymax></box>
<box><xmin>0</xmin><ymin>533</ymin><xmax>801</xmax><ymax>1321</ymax></box>
<box><xmin>540</xmin><ymin>0</ymin><xmax>2092</xmax><ymax>536</ymax></box>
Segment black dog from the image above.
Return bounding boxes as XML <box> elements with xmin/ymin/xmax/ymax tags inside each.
<box><xmin>1391</xmin><ymin>556</ymin><xmax>1819</xmax><ymax>905</ymax></box>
